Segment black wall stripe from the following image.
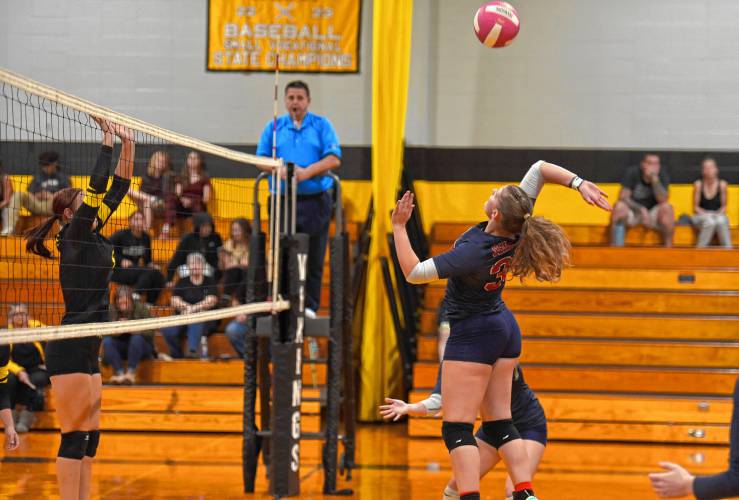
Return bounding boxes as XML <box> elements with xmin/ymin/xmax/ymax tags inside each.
<box><xmin>2</xmin><ymin>142</ymin><xmax>738</xmax><ymax>184</ymax></box>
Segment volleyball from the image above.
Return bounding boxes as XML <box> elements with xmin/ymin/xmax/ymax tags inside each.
<box><xmin>473</xmin><ymin>1</ymin><xmax>520</xmax><ymax>48</ymax></box>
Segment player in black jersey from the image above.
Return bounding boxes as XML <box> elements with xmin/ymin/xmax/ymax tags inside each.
<box><xmin>392</xmin><ymin>161</ymin><xmax>611</xmax><ymax>500</ymax></box>
<box><xmin>25</xmin><ymin>117</ymin><xmax>134</xmax><ymax>500</ymax></box>
<box><xmin>381</xmin><ymin>364</ymin><xmax>546</xmax><ymax>500</ymax></box>
<box><xmin>1</xmin><ymin>344</ymin><xmax>20</xmax><ymax>451</ymax></box>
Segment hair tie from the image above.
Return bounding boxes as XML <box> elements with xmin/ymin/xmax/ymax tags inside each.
<box><xmin>523</xmin><ymin>213</ymin><xmax>531</xmax><ymax>220</ymax></box>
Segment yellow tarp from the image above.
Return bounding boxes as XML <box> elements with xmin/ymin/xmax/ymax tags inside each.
<box><xmin>359</xmin><ymin>0</ymin><xmax>414</xmax><ymax>422</ymax></box>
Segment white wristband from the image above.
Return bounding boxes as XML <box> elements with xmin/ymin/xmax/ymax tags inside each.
<box><xmin>570</xmin><ymin>176</ymin><xmax>584</xmax><ymax>191</ymax></box>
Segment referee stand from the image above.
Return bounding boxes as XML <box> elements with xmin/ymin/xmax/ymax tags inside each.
<box><xmin>242</xmin><ymin>166</ymin><xmax>355</xmax><ymax>497</ymax></box>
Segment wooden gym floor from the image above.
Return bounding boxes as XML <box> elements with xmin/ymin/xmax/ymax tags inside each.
<box><xmin>0</xmin><ymin>426</ymin><xmax>728</xmax><ymax>499</ymax></box>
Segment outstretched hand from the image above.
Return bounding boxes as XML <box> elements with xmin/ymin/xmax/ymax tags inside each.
<box><xmin>578</xmin><ymin>181</ymin><xmax>612</xmax><ymax>212</ymax></box>
<box><xmin>391</xmin><ymin>191</ymin><xmax>415</xmax><ymax>227</ymax></box>
<box><xmin>110</xmin><ymin>123</ymin><xmax>135</xmax><ymax>142</ymax></box>
<box><xmin>379</xmin><ymin>398</ymin><xmax>410</xmax><ymax>421</ymax></box>
<box><xmin>648</xmin><ymin>461</ymin><xmax>695</xmax><ymax>498</ymax></box>
<box><xmin>91</xmin><ymin>116</ymin><xmax>113</xmax><ymax>134</ymax></box>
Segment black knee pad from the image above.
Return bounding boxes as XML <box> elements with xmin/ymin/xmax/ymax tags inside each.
<box><xmin>86</xmin><ymin>430</ymin><xmax>100</xmax><ymax>458</ymax></box>
<box><xmin>58</xmin><ymin>431</ymin><xmax>89</xmax><ymax>460</ymax></box>
<box><xmin>482</xmin><ymin>419</ymin><xmax>521</xmax><ymax>449</ymax></box>
<box><xmin>441</xmin><ymin>421</ymin><xmax>477</xmax><ymax>452</ymax></box>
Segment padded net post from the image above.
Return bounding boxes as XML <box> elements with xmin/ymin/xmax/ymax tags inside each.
<box><xmin>269</xmin><ymin>232</ymin><xmax>308</xmax><ymax>498</ymax></box>
<box><xmin>242</xmin><ymin>174</ymin><xmax>270</xmax><ymax>493</ymax></box>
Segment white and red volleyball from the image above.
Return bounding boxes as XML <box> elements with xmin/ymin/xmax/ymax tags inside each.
<box><xmin>473</xmin><ymin>1</ymin><xmax>520</xmax><ymax>48</ymax></box>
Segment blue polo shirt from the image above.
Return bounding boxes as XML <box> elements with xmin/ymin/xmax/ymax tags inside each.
<box><xmin>256</xmin><ymin>112</ymin><xmax>341</xmax><ymax>195</ymax></box>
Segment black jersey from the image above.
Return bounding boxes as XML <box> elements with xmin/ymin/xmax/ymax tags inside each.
<box><xmin>56</xmin><ymin>145</ymin><xmax>130</xmax><ymax>325</ymax></box>
<box><xmin>433</xmin><ymin>222</ymin><xmax>518</xmax><ymax>322</ymax></box>
<box><xmin>0</xmin><ymin>345</ymin><xmax>10</xmax><ymax>410</ymax></box>
<box><xmin>10</xmin><ymin>343</ymin><xmax>44</xmax><ymax>370</ymax></box>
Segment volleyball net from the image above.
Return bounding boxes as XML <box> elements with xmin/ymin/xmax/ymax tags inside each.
<box><xmin>0</xmin><ymin>67</ymin><xmax>287</xmax><ymax>346</ymax></box>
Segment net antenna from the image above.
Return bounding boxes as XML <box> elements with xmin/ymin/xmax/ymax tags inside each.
<box><xmin>269</xmin><ymin>52</ymin><xmax>283</xmax><ymax>307</ymax></box>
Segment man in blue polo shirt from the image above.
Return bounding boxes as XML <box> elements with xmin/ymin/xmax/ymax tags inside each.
<box><xmin>256</xmin><ymin>80</ymin><xmax>341</xmax><ymax>318</ymax></box>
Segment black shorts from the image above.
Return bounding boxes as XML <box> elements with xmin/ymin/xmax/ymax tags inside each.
<box><xmin>444</xmin><ymin>307</ymin><xmax>522</xmax><ymax>365</ymax></box>
<box><xmin>45</xmin><ymin>337</ymin><xmax>102</xmax><ymax>377</ymax></box>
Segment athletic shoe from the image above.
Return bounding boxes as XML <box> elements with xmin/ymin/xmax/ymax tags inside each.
<box><xmin>513</xmin><ymin>491</ymin><xmax>538</xmax><ymax>500</ymax></box>
<box><xmin>109</xmin><ymin>373</ymin><xmax>125</xmax><ymax>385</ymax></box>
<box><xmin>305</xmin><ymin>308</ymin><xmax>317</xmax><ymax>320</ymax></box>
<box><xmin>157</xmin><ymin>352</ymin><xmax>173</xmax><ymax>362</ymax></box>
<box><xmin>442</xmin><ymin>485</ymin><xmax>460</xmax><ymax>499</ymax></box>
<box><xmin>16</xmin><ymin>410</ymin><xmax>36</xmax><ymax>433</ymax></box>
<box><xmin>122</xmin><ymin>370</ymin><xmax>136</xmax><ymax>385</ymax></box>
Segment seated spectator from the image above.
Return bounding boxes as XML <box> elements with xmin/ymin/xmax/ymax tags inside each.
<box><xmin>2</xmin><ymin>151</ymin><xmax>70</xmax><ymax>236</ymax></box>
<box><xmin>110</xmin><ymin>211</ymin><xmax>166</xmax><ymax>305</ymax></box>
<box><xmin>692</xmin><ymin>157</ymin><xmax>732</xmax><ymax>248</ymax></box>
<box><xmin>611</xmin><ymin>153</ymin><xmax>674</xmax><ymax>247</ymax></box>
<box><xmin>220</xmin><ymin>218</ymin><xmax>251</xmax><ymax>304</ymax></box>
<box><xmin>166</xmin><ymin>212</ymin><xmax>223</xmax><ymax>285</ymax></box>
<box><xmin>163</xmin><ymin>253</ymin><xmax>219</xmax><ymax>359</ymax></box>
<box><xmin>163</xmin><ymin>151</ymin><xmax>211</xmax><ymax>237</ymax></box>
<box><xmin>127</xmin><ymin>150</ymin><xmax>174</xmax><ymax>233</ymax></box>
<box><xmin>0</xmin><ymin>160</ymin><xmax>14</xmax><ymax>235</ymax></box>
<box><xmin>225</xmin><ymin>314</ymin><xmax>249</xmax><ymax>358</ymax></box>
<box><xmin>103</xmin><ymin>286</ymin><xmax>156</xmax><ymax>385</ymax></box>
<box><xmin>5</xmin><ymin>304</ymin><xmax>49</xmax><ymax>433</ymax></box>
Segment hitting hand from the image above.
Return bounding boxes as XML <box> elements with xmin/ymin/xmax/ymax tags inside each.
<box><xmin>391</xmin><ymin>191</ymin><xmax>415</xmax><ymax>227</ymax></box>
<box><xmin>577</xmin><ymin>181</ymin><xmax>612</xmax><ymax>212</ymax></box>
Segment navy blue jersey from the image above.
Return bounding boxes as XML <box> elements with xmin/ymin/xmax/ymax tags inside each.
<box><xmin>433</xmin><ymin>222</ymin><xmax>518</xmax><ymax>322</ymax></box>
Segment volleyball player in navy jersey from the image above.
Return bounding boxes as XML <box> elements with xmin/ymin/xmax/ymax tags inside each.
<box><xmin>381</xmin><ymin>364</ymin><xmax>546</xmax><ymax>500</ymax></box>
<box><xmin>392</xmin><ymin>161</ymin><xmax>611</xmax><ymax>500</ymax></box>
<box><xmin>25</xmin><ymin>117</ymin><xmax>134</xmax><ymax>500</ymax></box>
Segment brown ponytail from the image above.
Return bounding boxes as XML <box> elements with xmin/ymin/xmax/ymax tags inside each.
<box><xmin>496</xmin><ymin>185</ymin><xmax>571</xmax><ymax>282</ymax></box>
<box><xmin>25</xmin><ymin>187</ymin><xmax>82</xmax><ymax>259</ymax></box>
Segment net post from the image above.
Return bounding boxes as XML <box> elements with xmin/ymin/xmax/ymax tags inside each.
<box><xmin>269</xmin><ymin>232</ymin><xmax>308</xmax><ymax>498</ymax></box>
<box><xmin>322</xmin><ymin>174</ymin><xmax>350</xmax><ymax>494</ymax></box>
<box><xmin>243</xmin><ymin>173</ymin><xmax>270</xmax><ymax>493</ymax></box>
<box><xmin>328</xmin><ymin>173</ymin><xmax>357</xmax><ymax>479</ymax></box>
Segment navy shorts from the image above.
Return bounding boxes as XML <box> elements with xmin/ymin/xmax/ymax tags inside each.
<box><xmin>443</xmin><ymin>307</ymin><xmax>522</xmax><ymax>365</ymax></box>
<box><xmin>476</xmin><ymin>422</ymin><xmax>548</xmax><ymax>447</ymax></box>
<box><xmin>46</xmin><ymin>337</ymin><xmax>101</xmax><ymax>377</ymax></box>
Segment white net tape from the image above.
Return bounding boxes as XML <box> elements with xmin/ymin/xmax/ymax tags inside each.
<box><xmin>0</xmin><ymin>300</ymin><xmax>289</xmax><ymax>345</ymax></box>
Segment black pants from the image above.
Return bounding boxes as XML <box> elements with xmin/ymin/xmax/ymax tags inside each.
<box><xmin>271</xmin><ymin>191</ymin><xmax>332</xmax><ymax>311</ymax></box>
<box><xmin>223</xmin><ymin>267</ymin><xmax>247</xmax><ymax>303</ymax></box>
<box><xmin>112</xmin><ymin>266</ymin><xmax>166</xmax><ymax>304</ymax></box>
<box><xmin>693</xmin><ymin>376</ymin><xmax>739</xmax><ymax>499</ymax></box>
<box><xmin>7</xmin><ymin>367</ymin><xmax>50</xmax><ymax>411</ymax></box>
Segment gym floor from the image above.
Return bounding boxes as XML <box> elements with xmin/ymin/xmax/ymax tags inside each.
<box><xmin>0</xmin><ymin>426</ymin><xmax>726</xmax><ymax>499</ymax></box>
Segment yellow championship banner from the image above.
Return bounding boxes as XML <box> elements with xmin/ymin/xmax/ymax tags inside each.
<box><xmin>207</xmin><ymin>1</ymin><xmax>361</xmax><ymax>73</ymax></box>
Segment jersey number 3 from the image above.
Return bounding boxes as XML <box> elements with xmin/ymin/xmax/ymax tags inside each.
<box><xmin>484</xmin><ymin>256</ymin><xmax>512</xmax><ymax>291</ymax></box>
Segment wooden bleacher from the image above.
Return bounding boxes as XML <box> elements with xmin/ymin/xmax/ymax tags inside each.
<box><xmin>0</xmin><ymin>213</ymin><xmax>359</xmax><ymax>436</ymax></box>
<box><xmin>410</xmin><ymin>222</ymin><xmax>739</xmax><ymax>445</ymax></box>
<box><xmin>432</xmin><ymin>223</ymin><xmax>739</xmax><ymax>247</ymax></box>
